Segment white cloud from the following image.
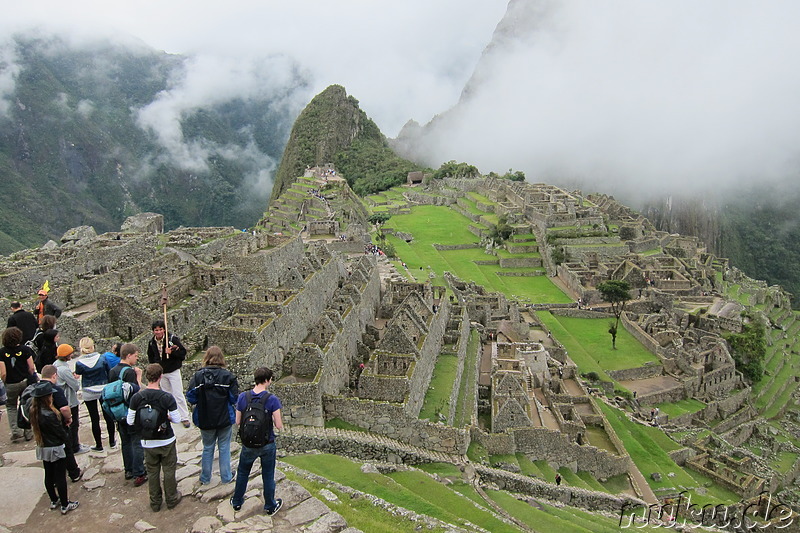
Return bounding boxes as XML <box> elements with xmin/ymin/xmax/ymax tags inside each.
<box><xmin>417</xmin><ymin>0</ymin><xmax>800</xmax><ymax>199</ymax></box>
<box><xmin>0</xmin><ymin>39</ymin><xmax>21</xmax><ymax>119</ymax></box>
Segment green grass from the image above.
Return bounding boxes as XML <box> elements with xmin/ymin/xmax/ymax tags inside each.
<box><xmin>515</xmin><ymin>453</ymin><xmax>544</xmax><ymax>478</ymax></box>
<box><xmin>597</xmin><ymin>401</ymin><xmax>738</xmax><ymax>505</ymax></box>
<box><xmin>454</xmin><ymin>330</ymin><xmax>479</xmax><ymax>427</ymax></box>
<box><xmin>487</xmin><ymin>491</ymin><xmax>623</xmax><ymax>533</ymax></box>
<box><xmin>285</xmin><ymin>470</ymin><xmax>439</xmax><ymax>533</ymax></box>
<box><xmin>599</xmin><ymin>473</ymin><xmax>632</xmax><ymax>494</ymax></box>
<box><xmin>655</xmin><ymin>398</ymin><xmax>706</xmax><ymax>418</ymax></box>
<box><xmin>533</xmin><ymin>460</ymin><xmax>558</xmax><ymax>481</ymax></box>
<box><xmin>387</xmin><ymin>469</ymin><xmax>520</xmax><ymax>533</ymax></box>
<box><xmin>420</xmin><ymin>353</ymin><xmax>459</xmax><ymax>421</ymax></box>
<box><xmin>467</xmin><ymin>441</ymin><xmax>488</xmax><ymax>463</ymax></box>
<box><xmin>536</xmin><ymin>313</ymin><xmax>659</xmax><ymax>374</ymax></box>
<box><xmin>384</xmin><ymin>205</ymin><xmax>571</xmax><ymax>304</ymax></box>
<box><xmin>770</xmin><ymin>451</ymin><xmax>799</xmax><ymax>474</ymax></box>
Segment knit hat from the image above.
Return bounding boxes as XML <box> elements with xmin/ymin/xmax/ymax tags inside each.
<box><xmin>56</xmin><ymin>343</ymin><xmax>74</xmax><ymax>359</ymax></box>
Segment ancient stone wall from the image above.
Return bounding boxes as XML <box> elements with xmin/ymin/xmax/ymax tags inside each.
<box><xmin>324</xmin><ymin>396</ymin><xmax>469</xmax><ymax>454</ymax></box>
<box><xmin>607</xmin><ymin>364</ymin><xmax>664</xmax><ymax>382</ymax></box>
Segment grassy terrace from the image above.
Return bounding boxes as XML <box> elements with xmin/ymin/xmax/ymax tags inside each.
<box><xmin>535</xmin><ymin>313</ymin><xmax>659</xmax><ymax>376</ymax></box>
<box><xmin>420</xmin><ymin>351</ymin><xmax>458</xmax><ymax>421</ymax></box>
<box><xmin>597</xmin><ymin>401</ymin><xmax>740</xmax><ymax>505</ymax></box>
<box><xmin>453</xmin><ymin>330</ymin><xmax>479</xmax><ymax>427</ymax></box>
<box><xmin>384</xmin><ymin>205</ymin><xmax>570</xmax><ymax>303</ymax></box>
<box><xmin>287</xmin><ymin>454</ymin><xmax>624</xmax><ymax>533</ymax></box>
<box><xmin>655</xmin><ymin>398</ymin><xmax>706</xmax><ymax>418</ymax></box>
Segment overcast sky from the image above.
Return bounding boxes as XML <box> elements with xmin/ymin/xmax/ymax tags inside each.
<box><xmin>3</xmin><ymin>1</ymin><xmax>508</xmax><ymax>137</ymax></box>
<box><xmin>5</xmin><ymin>0</ymin><xmax>800</xmax><ymax>201</ymax></box>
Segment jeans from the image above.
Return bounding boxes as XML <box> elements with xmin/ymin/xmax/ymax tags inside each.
<box><xmin>119</xmin><ymin>421</ymin><xmax>145</xmax><ymax>477</ymax></box>
<box><xmin>231</xmin><ymin>441</ymin><xmax>277</xmax><ymax>511</ymax></box>
<box><xmin>144</xmin><ymin>441</ymin><xmax>179</xmax><ymax>509</ymax></box>
<box><xmin>200</xmin><ymin>425</ymin><xmax>233</xmax><ymax>484</ymax></box>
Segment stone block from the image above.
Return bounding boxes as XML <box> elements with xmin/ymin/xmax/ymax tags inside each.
<box><xmin>284</xmin><ymin>497</ymin><xmax>331</xmax><ymax>527</ymax></box>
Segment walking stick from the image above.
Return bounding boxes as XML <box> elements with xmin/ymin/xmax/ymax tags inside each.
<box><xmin>160</xmin><ymin>282</ymin><xmax>170</xmax><ymax>359</ymax></box>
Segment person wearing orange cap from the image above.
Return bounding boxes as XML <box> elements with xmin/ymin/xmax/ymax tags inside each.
<box><xmin>54</xmin><ymin>344</ymin><xmax>89</xmax><ymax>455</ymax></box>
<box><xmin>34</xmin><ymin>288</ymin><xmax>62</xmax><ymax>322</ymax></box>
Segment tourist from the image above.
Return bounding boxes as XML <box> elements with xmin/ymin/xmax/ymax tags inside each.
<box><xmin>29</xmin><ymin>380</ymin><xmax>79</xmax><ymax>514</ymax></box>
<box><xmin>40</xmin><ymin>365</ymin><xmax>84</xmax><ymax>482</ymax></box>
<box><xmin>102</xmin><ymin>342</ymin><xmax>122</xmax><ymax>368</ymax></box>
<box><xmin>127</xmin><ymin>363</ymin><xmax>182</xmax><ymax>512</ymax></box>
<box><xmin>35</xmin><ymin>327</ymin><xmax>60</xmax><ymax>372</ymax></box>
<box><xmin>146</xmin><ymin>320</ymin><xmax>190</xmax><ymax>427</ymax></box>
<box><xmin>53</xmin><ymin>343</ymin><xmax>89</xmax><ymax>455</ymax></box>
<box><xmin>110</xmin><ymin>343</ymin><xmax>146</xmax><ymax>486</ymax></box>
<box><xmin>0</xmin><ymin>326</ymin><xmax>36</xmax><ymax>442</ymax></box>
<box><xmin>186</xmin><ymin>346</ymin><xmax>239</xmax><ymax>485</ymax></box>
<box><xmin>230</xmin><ymin>366</ymin><xmax>283</xmax><ymax>515</ymax></box>
<box><xmin>32</xmin><ymin>314</ymin><xmax>57</xmax><ymax>354</ymax></box>
<box><xmin>34</xmin><ymin>288</ymin><xmax>62</xmax><ymax>321</ymax></box>
<box><xmin>7</xmin><ymin>302</ymin><xmax>37</xmax><ymax>343</ymax></box>
<box><xmin>75</xmin><ymin>337</ymin><xmax>116</xmax><ymax>451</ymax></box>
<box><xmin>555</xmin><ymin>473</ymin><xmax>562</xmax><ymax>486</ymax></box>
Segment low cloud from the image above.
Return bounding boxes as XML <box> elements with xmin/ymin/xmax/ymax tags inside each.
<box><xmin>0</xmin><ymin>39</ymin><xmax>21</xmax><ymax>119</ymax></box>
<box><xmin>135</xmin><ymin>53</ymin><xmax>309</xmax><ymax>173</ymax></box>
<box><xmin>415</xmin><ymin>0</ymin><xmax>800</xmax><ymax>201</ymax></box>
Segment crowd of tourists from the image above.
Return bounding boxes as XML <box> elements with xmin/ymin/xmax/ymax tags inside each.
<box><xmin>0</xmin><ymin>291</ymin><xmax>283</xmax><ymax>518</ymax></box>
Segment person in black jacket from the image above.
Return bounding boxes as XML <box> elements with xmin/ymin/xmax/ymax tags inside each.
<box><xmin>146</xmin><ymin>320</ymin><xmax>190</xmax><ymax>427</ymax></box>
<box><xmin>34</xmin><ymin>290</ymin><xmax>62</xmax><ymax>322</ymax></box>
<box><xmin>29</xmin><ymin>380</ymin><xmax>79</xmax><ymax>514</ymax></box>
<box><xmin>1</xmin><ymin>326</ymin><xmax>36</xmax><ymax>442</ymax></box>
<box><xmin>7</xmin><ymin>302</ymin><xmax>37</xmax><ymax>343</ymax></box>
<box><xmin>35</xmin><ymin>328</ymin><xmax>60</xmax><ymax>372</ymax></box>
<box><xmin>186</xmin><ymin>346</ymin><xmax>239</xmax><ymax>485</ymax></box>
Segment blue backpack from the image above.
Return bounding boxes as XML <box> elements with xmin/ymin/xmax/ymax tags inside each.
<box><xmin>101</xmin><ymin>367</ymin><xmax>134</xmax><ymax>421</ymax></box>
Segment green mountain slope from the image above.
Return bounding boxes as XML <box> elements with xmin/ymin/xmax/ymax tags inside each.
<box><xmin>0</xmin><ymin>34</ymin><xmax>306</xmax><ymax>253</ymax></box>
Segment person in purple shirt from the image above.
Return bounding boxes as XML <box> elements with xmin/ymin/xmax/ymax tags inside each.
<box><xmin>229</xmin><ymin>366</ymin><xmax>283</xmax><ymax>515</ymax></box>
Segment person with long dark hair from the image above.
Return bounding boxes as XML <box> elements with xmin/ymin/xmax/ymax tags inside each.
<box><xmin>30</xmin><ymin>380</ymin><xmax>79</xmax><ymax>514</ymax></box>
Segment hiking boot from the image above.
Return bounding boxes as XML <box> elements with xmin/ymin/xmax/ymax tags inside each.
<box><xmin>134</xmin><ymin>475</ymin><xmax>148</xmax><ymax>487</ymax></box>
<box><xmin>24</xmin><ymin>429</ymin><xmax>33</xmax><ymax>441</ymax></box>
<box><xmin>167</xmin><ymin>492</ymin><xmax>182</xmax><ymax>510</ymax></box>
<box><xmin>265</xmin><ymin>498</ymin><xmax>282</xmax><ymax>516</ymax></box>
<box><xmin>61</xmin><ymin>501</ymin><xmax>79</xmax><ymax>515</ymax></box>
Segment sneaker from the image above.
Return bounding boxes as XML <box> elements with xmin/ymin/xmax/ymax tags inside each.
<box><xmin>167</xmin><ymin>492</ymin><xmax>182</xmax><ymax>510</ymax></box>
<box><xmin>70</xmin><ymin>470</ymin><xmax>84</xmax><ymax>483</ymax></box>
<box><xmin>89</xmin><ymin>445</ymin><xmax>104</xmax><ymax>452</ymax></box>
<box><xmin>24</xmin><ymin>429</ymin><xmax>33</xmax><ymax>441</ymax></box>
<box><xmin>230</xmin><ymin>497</ymin><xmax>242</xmax><ymax>512</ymax></box>
<box><xmin>181</xmin><ymin>420</ymin><xmax>191</xmax><ymax>428</ymax></box>
<box><xmin>124</xmin><ymin>472</ymin><xmax>134</xmax><ymax>480</ymax></box>
<box><xmin>134</xmin><ymin>475</ymin><xmax>148</xmax><ymax>487</ymax></box>
<box><xmin>61</xmin><ymin>501</ymin><xmax>79</xmax><ymax>515</ymax></box>
<box><xmin>49</xmin><ymin>500</ymin><xmax>59</xmax><ymax>510</ymax></box>
<box><xmin>265</xmin><ymin>498</ymin><xmax>282</xmax><ymax>516</ymax></box>
<box><xmin>75</xmin><ymin>445</ymin><xmax>91</xmax><ymax>455</ymax></box>
<box><xmin>109</xmin><ymin>441</ymin><xmax>118</xmax><ymax>450</ymax></box>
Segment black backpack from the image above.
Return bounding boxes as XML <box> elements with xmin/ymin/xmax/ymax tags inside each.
<box><xmin>16</xmin><ymin>383</ymin><xmax>36</xmax><ymax>430</ymax></box>
<box><xmin>238</xmin><ymin>391</ymin><xmax>272</xmax><ymax>448</ymax></box>
<box><xmin>137</xmin><ymin>401</ymin><xmax>167</xmax><ymax>439</ymax></box>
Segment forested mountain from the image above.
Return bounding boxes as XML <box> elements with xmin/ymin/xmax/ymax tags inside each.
<box><xmin>0</xmin><ymin>34</ymin><xmax>307</xmax><ymax>253</ymax></box>
<box><xmin>270</xmin><ymin>84</ymin><xmax>422</xmax><ymax>202</ymax></box>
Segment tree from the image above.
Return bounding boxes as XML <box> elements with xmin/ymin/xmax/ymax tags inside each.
<box><xmin>368</xmin><ymin>213</ymin><xmax>391</xmax><ymax>226</ymax></box>
<box><xmin>488</xmin><ymin>215</ymin><xmax>513</xmax><ymax>246</ymax></box>
<box><xmin>596</xmin><ymin>279</ymin><xmax>632</xmax><ymax>349</ymax></box>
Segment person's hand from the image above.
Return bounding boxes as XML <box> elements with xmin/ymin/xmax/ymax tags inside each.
<box><xmin>134</xmin><ymin>367</ymin><xmax>143</xmax><ymax>377</ymax></box>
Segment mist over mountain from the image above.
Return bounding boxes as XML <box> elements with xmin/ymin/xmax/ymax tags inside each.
<box><xmin>0</xmin><ymin>33</ymin><xmax>309</xmax><ymax>253</ymax></box>
<box><xmin>392</xmin><ymin>0</ymin><xmax>800</xmax><ymax>305</ymax></box>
